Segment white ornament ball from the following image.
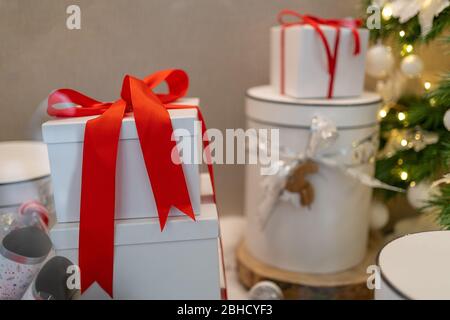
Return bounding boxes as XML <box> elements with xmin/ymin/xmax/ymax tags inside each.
<box><xmin>407</xmin><ymin>181</ymin><xmax>433</xmax><ymax>209</ymax></box>
<box><xmin>248</xmin><ymin>281</ymin><xmax>283</xmax><ymax>300</ymax></box>
<box><xmin>366</xmin><ymin>44</ymin><xmax>394</xmax><ymax>79</ymax></box>
<box><xmin>370</xmin><ymin>200</ymin><xmax>389</xmax><ymax>230</ymax></box>
<box><xmin>444</xmin><ymin>109</ymin><xmax>450</xmax><ymax>131</ymax></box>
<box><xmin>400</xmin><ymin>54</ymin><xmax>424</xmax><ymax>78</ymax></box>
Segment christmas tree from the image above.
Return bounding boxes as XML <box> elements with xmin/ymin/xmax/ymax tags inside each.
<box><xmin>363</xmin><ymin>0</ymin><xmax>450</xmax><ymax>228</ymax></box>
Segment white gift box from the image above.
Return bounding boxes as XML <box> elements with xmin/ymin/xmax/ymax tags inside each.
<box><xmin>375</xmin><ymin>231</ymin><xmax>450</xmax><ymax>300</ymax></box>
<box><xmin>50</xmin><ymin>197</ymin><xmax>221</xmax><ymax>299</ymax></box>
<box><xmin>244</xmin><ymin>86</ymin><xmax>381</xmax><ymax>273</ymax></box>
<box><xmin>270</xmin><ymin>24</ymin><xmax>369</xmax><ymax>98</ymax></box>
<box><xmin>42</xmin><ymin>98</ymin><xmax>201</xmax><ymax>223</ymax></box>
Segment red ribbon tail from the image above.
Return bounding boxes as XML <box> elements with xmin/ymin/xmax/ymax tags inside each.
<box><xmin>127</xmin><ymin>76</ymin><xmax>195</xmax><ymax>231</ymax></box>
<box><xmin>156</xmin><ymin>206</ymin><xmax>171</xmax><ymax>231</ymax></box>
<box><xmin>280</xmin><ymin>25</ymin><xmax>286</xmax><ymax>95</ymax></box>
<box><xmin>327</xmin><ymin>27</ymin><xmax>341</xmax><ymax>98</ymax></box>
<box><xmin>195</xmin><ymin>107</ymin><xmax>217</xmax><ymax>202</ymax></box>
<box><xmin>79</xmin><ymin>100</ymin><xmax>126</xmax><ymax>298</ymax></box>
<box><xmin>352</xmin><ymin>28</ymin><xmax>361</xmax><ymax>55</ymax></box>
<box><xmin>175</xmin><ymin>204</ymin><xmax>196</xmax><ymax>221</ymax></box>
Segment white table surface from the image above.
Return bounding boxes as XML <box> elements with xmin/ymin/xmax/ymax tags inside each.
<box><xmin>219</xmin><ymin>215</ymin><xmax>249</xmax><ymax>300</ymax></box>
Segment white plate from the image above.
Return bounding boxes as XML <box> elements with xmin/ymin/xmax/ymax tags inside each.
<box><xmin>378</xmin><ymin>231</ymin><xmax>450</xmax><ymax>299</ymax></box>
<box><xmin>0</xmin><ymin>141</ymin><xmax>50</xmax><ymax>185</ymax></box>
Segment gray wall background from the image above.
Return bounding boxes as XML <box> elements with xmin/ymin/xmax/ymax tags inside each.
<box><xmin>0</xmin><ymin>0</ymin><xmax>366</xmax><ymax>215</ymax></box>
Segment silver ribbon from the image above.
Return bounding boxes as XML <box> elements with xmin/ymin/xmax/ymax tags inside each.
<box><xmin>257</xmin><ymin>115</ymin><xmax>404</xmax><ymax>229</ymax></box>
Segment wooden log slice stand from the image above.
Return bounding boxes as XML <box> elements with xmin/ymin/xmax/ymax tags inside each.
<box><xmin>236</xmin><ymin>232</ymin><xmax>384</xmax><ymax>300</ymax></box>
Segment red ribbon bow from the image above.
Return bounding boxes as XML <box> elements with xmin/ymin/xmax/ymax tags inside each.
<box><xmin>277</xmin><ymin>10</ymin><xmax>362</xmax><ymax>98</ymax></box>
<box><xmin>48</xmin><ymin>70</ymin><xmax>216</xmax><ymax>297</ymax></box>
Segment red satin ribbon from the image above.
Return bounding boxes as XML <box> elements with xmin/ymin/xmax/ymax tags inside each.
<box><xmin>277</xmin><ymin>10</ymin><xmax>362</xmax><ymax>98</ymax></box>
<box><xmin>48</xmin><ymin>70</ymin><xmax>218</xmax><ymax>297</ymax></box>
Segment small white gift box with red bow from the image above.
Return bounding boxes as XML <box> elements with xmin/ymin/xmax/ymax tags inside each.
<box><xmin>270</xmin><ymin>11</ymin><xmax>369</xmax><ymax>99</ymax></box>
<box><xmin>42</xmin><ymin>98</ymin><xmax>201</xmax><ymax>223</ymax></box>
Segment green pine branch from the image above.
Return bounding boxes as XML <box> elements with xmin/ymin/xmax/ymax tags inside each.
<box><xmin>363</xmin><ymin>2</ymin><xmax>450</xmax><ymax>45</ymax></box>
<box><xmin>361</xmin><ymin>2</ymin><xmax>450</xmax><ymax>227</ymax></box>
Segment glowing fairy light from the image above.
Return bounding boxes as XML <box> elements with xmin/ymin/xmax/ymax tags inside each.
<box><xmin>400</xmin><ymin>139</ymin><xmax>408</xmax><ymax>147</ymax></box>
<box><xmin>400</xmin><ymin>171</ymin><xmax>408</xmax><ymax>181</ymax></box>
<box><xmin>405</xmin><ymin>44</ymin><xmax>413</xmax><ymax>53</ymax></box>
<box><xmin>382</xmin><ymin>5</ymin><xmax>393</xmax><ymax>20</ymax></box>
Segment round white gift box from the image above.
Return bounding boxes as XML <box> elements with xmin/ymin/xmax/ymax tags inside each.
<box><xmin>376</xmin><ymin>231</ymin><xmax>450</xmax><ymax>300</ymax></box>
<box><xmin>244</xmin><ymin>86</ymin><xmax>381</xmax><ymax>274</ymax></box>
<box><xmin>0</xmin><ymin>141</ymin><xmax>52</xmax><ymax>212</ymax></box>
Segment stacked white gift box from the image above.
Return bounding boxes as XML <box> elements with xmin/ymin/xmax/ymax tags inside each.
<box><xmin>42</xmin><ymin>75</ymin><xmax>223</xmax><ymax>299</ymax></box>
<box><xmin>244</xmin><ymin>10</ymin><xmax>383</xmax><ymax>275</ymax></box>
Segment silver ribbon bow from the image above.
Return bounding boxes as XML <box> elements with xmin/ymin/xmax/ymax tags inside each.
<box><xmin>257</xmin><ymin>115</ymin><xmax>404</xmax><ymax>229</ymax></box>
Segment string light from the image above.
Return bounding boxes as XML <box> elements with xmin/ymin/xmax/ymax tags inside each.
<box><xmin>379</xmin><ymin>109</ymin><xmax>388</xmax><ymax>118</ymax></box>
<box><xmin>400</xmin><ymin>139</ymin><xmax>408</xmax><ymax>147</ymax></box>
<box><xmin>398</xmin><ymin>112</ymin><xmax>406</xmax><ymax>121</ymax></box>
<box><xmin>430</xmin><ymin>98</ymin><xmax>437</xmax><ymax>107</ymax></box>
<box><xmin>400</xmin><ymin>171</ymin><xmax>409</xmax><ymax>181</ymax></box>
<box><xmin>397</xmin><ymin>158</ymin><xmax>404</xmax><ymax>165</ymax></box>
<box><xmin>424</xmin><ymin>82</ymin><xmax>431</xmax><ymax>90</ymax></box>
<box><xmin>401</xmin><ymin>44</ymin><xmax>414</xmax><ymax>56</ymax></box>
<box><xmin>382</xmin><ymin>5</ymin><xmax>393</xmax><ymax>20</ymax></box>
<box><xmin>399</xmin><ymin>30</ymin><xmax>406</xmax><ymax>37</ymax></box>
<box><xmin>410</xmin><ymin>181</ymin><xmax>416</xmax><ymax>187</ymax></box>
